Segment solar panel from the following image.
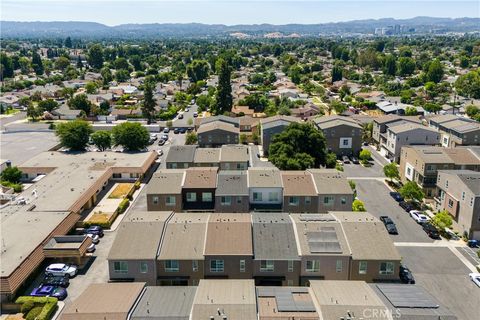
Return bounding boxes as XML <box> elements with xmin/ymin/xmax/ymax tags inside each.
<box><xmin>309</xmin><ymin>241</ymin><xmax>342</xmax><ymax>253</ymax></box>
<box><xmin>306</xmin><ymin>230</ymin><xmax>342</xmax><ymax>253</ymax></box>
<box><xmin>376</xmin><ymin>284</ymin><xmax>440</xmax><ymax>309</ymax></box>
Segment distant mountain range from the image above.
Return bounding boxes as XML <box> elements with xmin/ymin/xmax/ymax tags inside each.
<box><xmin>1</xmin><ymin>17</ymin><xmax>479</xmax><ymax>39</ymax></box>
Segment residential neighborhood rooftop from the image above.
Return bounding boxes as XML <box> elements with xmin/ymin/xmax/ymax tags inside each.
<box><xmin>205</xmin><ymin>213</ymin><xmax>253</xmax><ymax>256</ymax></box>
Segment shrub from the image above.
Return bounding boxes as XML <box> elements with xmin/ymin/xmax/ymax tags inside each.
<box><xmin>21</xmin><ymin>300</ymin><xmax>35</xmax><ymax>315</ymax></box>
<box><xmin>335</xmin><ymin>162</ymin><xmax>344</xmax><ymax>172</ymax></box>
<box><xmin>118</xmin><ymin>198</ymin><xmax>130</xmax><ymax>214</ymax></box>
<box><xmin>134</xmin><ymin>180</ymin><xmax>141</xmax><ymax>190</ymax></box>
<box><xmin>352</xmin><ymin>199</ymin><xmax>366</xmax><ymax>212</ymax></box>
<box><xmin>26</xmin><ymin>307</ymin><xmax>43</xmax><ymax>320</ymax></box>
<box><xmin>1</xmin><ymin>181</ymin><xmax>23</xmax><ymax>193</ymax></box>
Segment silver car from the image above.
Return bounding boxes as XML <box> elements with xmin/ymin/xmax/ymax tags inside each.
<box><xmin>45</xmin><ymin>263</ymin><xmax>77</xmax><ymax>278</ymax></box>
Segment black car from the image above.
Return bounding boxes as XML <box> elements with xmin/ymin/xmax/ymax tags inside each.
<box><xmin>399</xmin><ymin>265</ymin><xmax>415</xmax><ymax>284</ymax></box>
<box><xmin>399</xmin><ymin>201</ymin><xmax>413</xmax><ymax>212</ymax></box>
<box><xmin>379</xmin><ymin>216</ymin><xmax>398</xmax><ymax>234</ymax></box>
<box><xmin>42</xmin><ymin>274</ymin><xmax>70</xmax><ymax>288</ymax></box>
<box><xmin>179</xmin><ymin>128</ymin><xmax>187</xmax><ymax>134</ymax></box>
<box><xmin>422</xmin><ymin>223</ymin><xmax>440</xmax><ymax>239</ymax></box>
<box><xmin>173</xmin><ymin>128</ymin><xmax>180</xmax><ymax>134</ymax></box>
<box><xmin>158</xmin><ymin>139</ymin><xmax>166</xmax><ymax>146</ymax></box>
<box><xmin>84</xmin><ymin>226</ymin><xmax>104</xmax><ymax>237</ymax></box>
<box><xmin>389</xmin><ymin>192</ymin><xmax>404</xmax><ymax>202</ymax></box>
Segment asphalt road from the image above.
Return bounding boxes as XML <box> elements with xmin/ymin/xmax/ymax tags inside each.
<box><xmin>249</xmin><ymin>144</ymin><xmax>274</xmax><ymax>167</ymax></box>
<box><xmin>172</xmin><ymin>104</ymin><xmax>198</xmax><ymax>127</ymax></box>
<box><xmin>398</xmin><ymin>246</ymin><xmax>480</xmax><ymax>320</ymax></box>
<box><xmin>354</xmin><ymin>179</ymin><xmax>434</xmax><ymax>243</ymax></box>
<box><xmin>0</xmin><ymin>131</ymin><xmax>59</xmax><ymax>165</ymax></box>
<box><xmin>0</xmin><ymin>111</ymin><xmax>26</xmax><ymax>130</ymax></box>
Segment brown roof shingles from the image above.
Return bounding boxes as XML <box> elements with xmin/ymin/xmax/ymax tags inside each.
<box><xmin>183</xmin><ymin>167</ymin><xmax>218</xmax><ymax>189</ymax></box>
<box><xmin>205</xmin><ymin>213</ymin><xmax>253</xmax><ymax>256</ymax></box>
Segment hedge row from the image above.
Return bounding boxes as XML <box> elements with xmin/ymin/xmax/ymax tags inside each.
<box><xmin>118</xmin><ymin>198</ymin><xmax>130</xmax><ymax>214</ymax></box>
<box><xmin>15</xmin><ymin>296</ymin><xmax>58</xmax><ymax>320</ymax></box>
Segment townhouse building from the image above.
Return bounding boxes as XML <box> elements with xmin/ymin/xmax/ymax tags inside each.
<box><xmin>261</xmin><ymin>115</ymin><xmax>301</xmax><ymax>155</ymax></box>
<box><xmin>429</xmin><ymin>114</ymin><xmax>480</xmax><ymax>147</ymax></box>
<box><xmin>313</xmin><ymin>115</ymin><xmax>363</xmax><ymax>157</ymax></box>
<box><xmin>248</xmin><ymin>167</ymin><xmax>283</xmax><ymax>211</ymax></box>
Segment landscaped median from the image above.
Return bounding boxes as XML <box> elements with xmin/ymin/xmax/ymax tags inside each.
<box><xmin>82</xmin><ymin>182</ymin><xmax>139</xmax><ymax>229</ymax></box>
<box><xmin>14</xmin><ymin>296</ymin><xmax>58</xmax><ymax>320</ymax></box>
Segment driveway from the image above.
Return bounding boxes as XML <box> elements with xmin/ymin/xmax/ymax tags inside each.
<box><xmin>342</xmin><ymin>161</ymin><xmax>385</xmax><ymax>178</ymax></box>
<box><xmin>354</xmin><ymin>179</ymin><xmax>433</xmax><ymax>243</ymax></box>
<box><xmin>249</xmin><ymin>145</ymin><xmax>274</xmax><ymax>167</ymax></box>
<box><xmin>397</xmin><ymin>246</ymin><xmax>480</xmax><ymax>320</ymax></box>
<box><xmin>172</xmin><ymin>104</ymin><xmax>198</xmax><ymax>127</ymax></box>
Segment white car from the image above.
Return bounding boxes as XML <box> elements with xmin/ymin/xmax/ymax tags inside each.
<box><xmin>86</xmin><ymin>233</ymin><xmax>99</xmax><ymax>244</ymax></box>
<box><xmin>469</xmin><ymin>273</ymin><xmax>480</xmax><ymax>287</ymax></box>
<box><xmin>45</xmin><ymin>263</ymin><xmax>77</xmax><ymax>278</ymax></box>
<box><xmin>86</xmin><ymin>243</ymin><xmax>96</xmax><ymax>253</ymax></box>
<box><xmin>409</xmin><ymin>210</ymin><xmax>430</xmax><ymax>224</ymax></box>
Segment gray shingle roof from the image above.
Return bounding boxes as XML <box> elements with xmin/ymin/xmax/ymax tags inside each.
<box><xmin>252</xmin><ymin>213</ymin><xmax>299</xmax><ymax>260</ymax></box>
<box><xmin>147</xmin><ymin>170</ymin><xmax>185</xmax><ymax>195</ymax></box>
<box><xmin>166</xmin><ymin>145</ymin><xmax>197</xmax><ymax>163</ymax></box>
<box><xmin>216</xmin><ymin>171</ymin><xmax>248</xmax><ymax>196</ymax></box>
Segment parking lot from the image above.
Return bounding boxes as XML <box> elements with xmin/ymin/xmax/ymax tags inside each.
<box><xmin>0</xmin><ymin>131</ymin><xmax>59</xmax><ymax>165</ymax></box>
<box><xmin>354</xmin><ymin>179</ymin><xmax>434</xmax><ymax>243</ymax></box>
<box><xmin>398</xmin><ymin>246</ymin><xmax>480</xmax><ymax>320</ymax></box>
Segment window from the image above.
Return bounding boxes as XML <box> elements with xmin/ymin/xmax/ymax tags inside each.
<box><xmin>210</xmin><ymin>260</ymin><xmax>224</xmax><ymax>272</ymax></box>
<box><xmin>253</xmin><ymin>192</ymin><xmax>262</xmax><ymax>202</ymax></box>
<box><xmin>470</xmin><ymin>197</ymin><xmax>474</xmax><ymax>207</ymax></box>
<box><xmin>287</xmin><ymin>280</ymin><xmax>294</xmax><ymax>286</ymax></box>
<box><xmin>170</xmin><ymin>163</ymin><xmax>177</xmax><ymax>169</ymax></box>
<box><xmin>359</xmin><ymin>261</ymin><xmax>367</xmax><ymax>274</ymax></box>
<box><xmin>192</xmin><ymin>260</ymin><xmax>198</xmax><ymax>272</ymax></box>
<box><xmin>240</xmin><ymin>260</ymin><xmax>246</xmax><ymax>272</ymax></box>
<box><xmin>323</xmin><ymin>196</ymin><xmax>334</xmax><ymax>206</ymax></box>
<box><xmin>202</xmin><ymin>192</ymin><xmax>212</xmax><ymax>202</ymax></box>
<box><xmin>140</xmin><ymin>262</ymin><xmax>148</xmax><ymax>273</ymax></box>
<box><xmin>305</xmin><ymin>260</ymin><xmax>319</xmax><ymax>272</ymax></box>
<box><xmin>379</xmin><ymin>262</ymin><xmax>394</xmax><ymax>275</ymax></box>
<box><xmin>445</xmin><ymin>180</ymin><xmax>449</xmax><ymax>189</ymax></box>
<box><xmin>305</xmin><ymin>196</ymin><xmax>311</xmax><ymax>205</ymax></box>
<box><xmin>336</xmin><ymin>260</ymin><xmax>343</xmax><ymax>273</ymax></box>
<box><xmin>152</xmin><ymin>196</ymin><xmax>159</xmax><ymax>204</ymax></box>
<box><xmin>166</xmin><ymin>196</ymin><xmax>176</xmax><ymax>206</ymax></box>
<box><xmin>268</xmin><ymin>192</ymin><xmax>279</xmax><ymax>202</ymax></box>
<box><xmin>130</xmin><ymin>173</ymin><xmax>140</xmax><ymax>179</ymax></box>
<box><xmin>260</xmin><ymin>260</ymin><xmax>275</xmax><ymax>272</ymax></box>
<box><xmin>342</xmin><ymin>139</ymin><xmax>349</xmax><ymax>146</ymax></box>
<box><xmin>224</xmin><ymin>163</ymin><xmax>230</xmax><ymax>170</ymax></box>
<box><xmin>236</xmin><ymin>197</ymin><xmax>242</xmax><ymax>204</ymax></box>
<box><xmin>462</xmin><ymin>192</ymin><xmax>465</xmax><ymax>201</ymax></box>
<box><xmin>448</xmin><ymin>199</ymin><xmax>454</xmax><ymax>208</ymax></box>
<box><xmin>221</xmin><ymin>196</ymin><xmax>231</xmax><ymax>206</ymax></box>
<box><xmin>288</xmin><ymin>260</ymin><xmax>294</xmax><ymax>272</ymax></box>
<box><xmin>112</xmin><ymin>173</ymin><xmax>122</xmax><ymax>179</ymax></box>
<box><xmin>289</xmin><ymin>196</ymin><xmax>299</xmax><ymax>206</ymax></box>
<box><xmin>113</xmin><ymin>261</ymin><xmax>128</xmax><ymax>273</ymax></box>
<box><xmin>186</xmin><ymin>192</ymin><xmax>197</xmax><ymax>202</ymax></box>
<box><xmin>164</xmin><ymin>260</ymin><xmax>179</xmax><ymax>272</ymax></box>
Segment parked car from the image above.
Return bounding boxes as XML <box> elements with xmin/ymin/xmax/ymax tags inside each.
<box><xmin>45</xmin><ymin>263</ymin><xmax>77</xmax><ymax>278</ymax></box>
<box><xmin>173</xmin><ymin>128</ymin><xmax>180</xmax><ymax>134</ymax></box>
<box><xmin>161</xmin><ymin>134</ymin><xmax>169</xmax><ymax>141</ymax></box>
<box><xmin>179</xmin><ymin>127</ymin><xmax>186</xmax><ymax>134</ymax></box>
<box><xmin>399</xmin><ymin>265</ymin><xmax>415</xmax><ymax>284</ymax></box>
<box><xmin>469</xmin><ymin>273</ymin><xmax>480</xmax><ymax>287</ymax></box>
<box><xmin>158</xmin><ymin>139</ymin><xmax>166</xmax><ymax>146</ymax></box>
<box><xmin>350</xmin><ymin>156</ymin><xmax>360</xmax><ymax>164</ymax></box>
<box><xmin>379</xmin><ymin>216</ymin><xmax>398</xmax><ymax>234</ymax></box>
<box><xmin>178</xmin><ymin>114</ymin><xmax>184</xmax><ymax>119</ymax></box>
<box><xmin>389</xmin><ymin>192</ymin><xmax>404</xmax><ymax>202</ymax></box>
<box><xmin>422</xmin><ymin>223</ymin><xmax>440</xmax><ymax>239</ymax></box>
<box><xmin>193</xmin><ymin>112</ymin><xmax>198</xmax><ymax>117</ymax></box>
<box><xmin>342</xmin><ymin>155</ymin><xmax>350</xmax><ymax>164</ymax></box>
<box><xmin>42</xmin><ymin>275</ymin><xmax>69</xmax><ymax>288</ymax></box>
<box><xmin>86</xmin><ymin>233</ymin><xmax>99</xmax><ymax>244</ymax></box>
<box><xmin>149</xmin><ymin>133</ymin><xmax>157</xmax><ymax>141</ymax></box>
<box><xmin>30</xmin><ymin>285</ymin><xmax>67</xmax><ymax>300</ymax></box>
<box><xmin>185</xmin><ymin>108</ymin><xmax>190</xmax><ymax>112</ymax></box>
<box><xmin>187</xmin><ymin>127</ymin><xmax>193</xmax><ymax>132</ymax></box>
<box><xmin>84</xmin><ymin>225</ymin><xmax>104</xmax><ymax>237</ymax></box>
<box><xmin>163</xmin><ymin>127</ymin><xmax>170</xmax><ymax>133</ymax></box>
<box><xmin>409</xmin><ymin>210</ymin><xmax>430</xmax><ymax>224</ymax></box>
<box><xmin>156</xmin><ymin>149</ymin><xmax>164</xmax><ymax>156</ymax></box>
<box><xmin>399</xmin><ymin>201</ymin><xmax>414</xmax><ymax>212</ymax></box>
<box><xmin>86</xmin><ymin>243</ymin><xmax>96</xmax><ymax>253</ymax></box>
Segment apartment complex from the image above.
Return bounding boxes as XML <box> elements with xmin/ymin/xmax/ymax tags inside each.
<box><xmin>399</xmin><ymin>146</ymin><xmax>480</xmax><ymax>197</ymax></box>
<box><xmin>313</xmin><ymin>115</ymin><xmax>363</xmax><ymax>157</ymax></box>
<box><xmin>260</xmin><ymin>115</ymin><xmax>301</xmax><ymax>155</ymax></box>
<box><xmin>0</xmin><ymin>151</ymin><xmax>156</xmax><ymax>303</ymax></box>
<box><xmin>372</xmin><ymin>114</ymin><xmax>422</xmax><ymax>146</ymax></box>
<box><xmin>107</xmin><ymin>211</ymin><xmax>401</xmax><ymax>285</ymax></box>
<box><xmin>429</xmin><ymin>114</ymin><xmax>480</xmax><ymax>147</ymax></box>
<box><xmin>436</xmin><ymin>170</ymin><xmax>480</xmax><ymax>240</ymax></box>
<box><xmin>146</xmin><ymin>167</ymin><xmax>354</xmax><ymax>212</ymax></box>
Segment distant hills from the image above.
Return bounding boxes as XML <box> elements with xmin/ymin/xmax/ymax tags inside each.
<box><xmin>1</xmin><ymin>17</ymin><xmax>479</xmax><ymax>39</ymax></box>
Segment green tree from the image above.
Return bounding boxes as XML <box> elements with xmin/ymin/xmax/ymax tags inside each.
<box><xmin>325</xmin><ymin>152</ymin><xmax>337</xmax><ymax>168</ymax></box>
<box><xmin>383</xmin><ymin>163</ymin><xmax>399</xmax><ymax>182</ymax></box>
<box><xmin>425</xmin><ymin>59</ymin><xmax>444</xmax><ymax>83</ymax></box>
<box><xmin>55</xmin><ymin>120</ymin><xmax>93</xmax><ymax>151</ymax></box>
<box><xmin>465</xmin><ymin>105</ymin><xmax>479</xmax><ymax>118</ymax></box>
<box><xmin>214</xmin><ymin>58</ymin><xmax>232</xmax><ymax>115</ymax></box>
<box><xmin>129</xmin><ymin>55</ymin><xmax>143</xmax><ymax>71</ymax></box>
<box><xmin>397</xmin><ymin>57</ymin><xmax>416</xmax><ymax>76</ymax></box>
<box><xmin>18</xmin><ymin>57</ymin><xmax>30</xmax><ymax>74</ymax></box>
<box><xmin>68</xmin><ymin>94</ymin><xmax>92</xmax><ymax>115</ymax></box>
<box><xmin>1</xmin><ymin>166</ymin><xmax>22</xmax><ymax>184</ymax></box>
<box><xmin>399</xmin><ymin>181</ymin><xmax>424</xmax><ymax>202</ymax></box>
<box><xmin>114</xmin><ymin>57</ymin><xmax>129</xmax><ymax>70</ymax></box>
<box><xmin>55</xmin><ymin>56</ymin><xmax>70</xmax><ymax>71</ymax></box>
<box><xmin>432</xmin><ymin>210</ymin><xmax>453</xmax><ymax>230</ymax></box>
<box><xmin>90</xmin><ymin>130</ymin><xmax>112</xmax><ymax>151</ymax></box>
<box><xmin>352</xmin><ymin>199</ymin><xmax>366</xmax><ymax>212</ymax></box>
<box><xmin>187</xmin><ymin>60</ymin><xmax>210</xmax><ymax>82</ymax></box>
<box><xmin>185</xmin><ymin>132</ymin><xmax>198</xmax><ymax>145</ymax></box>
<box><xmin>331</xmin><ymin>63</ymin><xmax>343</xmax><ymax>82</ymax></box>
<box><xmin>112</xmin><ymin>122</ymin><xmax>150</xmax><ymax>151</ymax></box>
<box><xmin>269</xmin><ymin>122</ymin><xmax>327</xmax><ymax>170</ymax></box>
<box><xmin>383</xmin><ymin>54</ymin><xmax>396</xmax><ymax>76</ymax></box>
<box><xmin>0</xmin><ymin>53</ymin><xmax>14</xmax><ymax>80</ymax></box>
<box><xmin>87</xmin><ymin>44</ymin><xmax>104</xmax><ymax>69</ymax></box>
<box><xmin>85</xmin><ymin>82</ymin><xmax>97</xmax><ymax>94</ymax></box>
<box><xmin>142</xmin><ymin>82</ymin><xmax>156</xmax><ymax>124</ymax></box>
<box><xmin>64</xmin><ymin>36</ymin><xmax>73</xmax><ymax>48</ymax></box>
<box><xmin>405</xmin><ymin>106</ymin><xmax>417</xmax><ymax>116</ymax></box>
<box><xmin>359</xmin><ymin>149</ymin><xmax>371</xmax><ymax>163</ymax></box>
<box><xmin>455</xmin><ymin>70</ymin><xmax>480</xmax><ymax>99</ymax></box>
<box><xmin>31</xmin><ymin>52</ymin><xmax>44</xmax><ymax>75</ymax></box>
<box><xmin>362</xmin><ymin>122</ymin><xmax>373</xmax><ymax>143</ymax></box>
<box><xmin>239</xmin><ymin>133</ymin><xmax>248</xmax><ymax>144</ymax></box>
<box><xmin>26</xmin><ymin>104</ymin><xmax>42</xmax><ymax>121</ymax></box>
<box><xmin>115</xmin><ymin>69</ymin><xmax>130</xmax><ymax>82</ymax></box>
<box><xmin>38</xmin><ymin>99</ymin><xmax>58</xmax><ymax>112</ymax></box>
<box><xmin>100</xmin><ymin>67</ymin><xmax>113</xmax><ymax>85</ymax></box>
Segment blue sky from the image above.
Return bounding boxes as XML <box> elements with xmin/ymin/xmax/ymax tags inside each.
<box><xmin>1</xmin><ymin>1</ymin><xmax>478</xmax><ymax>26</ymax></box>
